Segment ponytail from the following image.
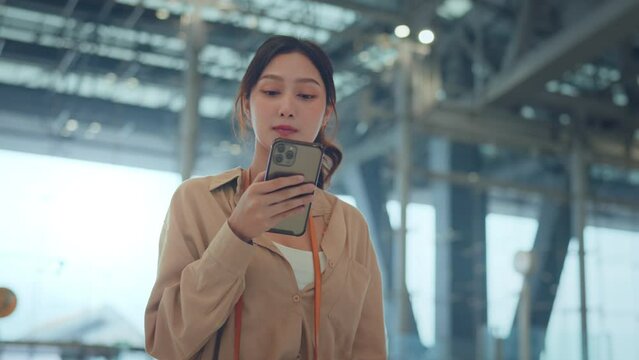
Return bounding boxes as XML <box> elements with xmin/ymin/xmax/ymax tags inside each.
<box><xmin>315</xmin><ymin>127</ymin><xmax>342</xmax><ymax>189</ymax></box>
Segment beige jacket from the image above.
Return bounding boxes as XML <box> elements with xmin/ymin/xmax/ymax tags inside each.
<box><xmin>145</xmin><ymin>168</ymin><xmax>387</xmax><ymax>359</ymax></box>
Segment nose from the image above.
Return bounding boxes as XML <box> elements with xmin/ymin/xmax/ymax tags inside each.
<box><xmin>278</xmin><ymin>94</ymin><xmax>295</xmax><ymax>118</ymax></box>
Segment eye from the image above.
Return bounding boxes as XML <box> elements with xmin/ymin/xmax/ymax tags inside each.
<box><xmin>261</xmin><ymin>90</ymin><xmax>280</xmax><ymax>96</ymax></box>
<box><xmin>298</xmin><ymin>93</ymin><xmax>316</xmax><ymax>100</ymax></box>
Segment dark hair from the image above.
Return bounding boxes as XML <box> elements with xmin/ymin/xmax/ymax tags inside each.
<box><xmin>234</xmin><ymin>35</ymin><xmax>342</xmax><ymax>189</ymax></box>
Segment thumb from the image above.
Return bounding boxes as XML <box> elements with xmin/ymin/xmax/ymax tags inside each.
<box><xmin>253</xmin><ymin>170</ymin><xmax>266</xmax><ymax>183</ymax></box>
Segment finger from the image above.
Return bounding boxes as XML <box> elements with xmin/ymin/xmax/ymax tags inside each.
<box><xmin>269</xmin><ymin>193</ymin><xmax>314</xmax><ymax>216</ymax></box>
<box><xmin>256</xmin><ymin>174</ymin><xmax>305</xmax><ymax>194</ymax></box>
<box><xmin>271</xmin><ymin>204</ymin><xmax>308</xmax><ymax>223</ymax></box>
<box><xmin>265</xmin><ymin>183</ymin><xmax>315</xmax><ymax>205</ymax></box>
<box><xmin>252</xmin><ymin>171</ymin><xmax>266</xmax><ymax>183</ymax></box>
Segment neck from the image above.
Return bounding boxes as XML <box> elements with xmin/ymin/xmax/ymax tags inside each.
<box><xmin>247</xmin><ymin>140</ymin><xmax>269</xmax><ymax>183</ymax></box>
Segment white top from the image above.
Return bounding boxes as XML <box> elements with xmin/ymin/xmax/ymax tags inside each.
<box><xmin>273</xmin><ymin>242</ymin><xmax>327</xmax><ymax>290</ymax></box>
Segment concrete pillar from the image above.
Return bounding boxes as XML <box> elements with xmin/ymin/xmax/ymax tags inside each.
<box><xmin>179</xmin><ymin>11</ymin><xmax>206</xmax><ymax>180</ymax></box>
<box><xmin>430</xmin><ymin>139</ymin><xmax>488</xmax><ymax>359</ymax></box>
<box><xmin>506</xmin><ymin>201</ymin><xmax>571</xmax><ymax>360</ymax></box>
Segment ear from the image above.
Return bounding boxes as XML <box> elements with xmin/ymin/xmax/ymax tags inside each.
<box><xmin>243</xmin><ymin>99</ymin><xmax>253</xmax><ymax>128</ymax></box>
<box><xmin>243</xmin><ymin>99</ymin><xmax>250</xmax><ymax>119</ymax></box>
<box><xmin>322</xmin><ymin>105</ymin><xmax>334</xmax><ymax>127</ymax></box>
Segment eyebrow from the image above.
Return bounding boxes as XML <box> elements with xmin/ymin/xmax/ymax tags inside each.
<box><xmin>258</xmin><ymin>74</ymin><xmax>321</xmax><ymax>87</ymax></box>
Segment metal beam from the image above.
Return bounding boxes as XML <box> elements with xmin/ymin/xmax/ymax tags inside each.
<box><xmin>342</xmin><ymin>126</ymin><xmax>400</xmax><ymax>166</ymax></box>
<box><xmin>346</xmin><ymin>101</ymin><xmax>639</xmax><ymax>171</ymax></box>
<box><xmin>0</xmin><ymin>39</ymin><xmax>238</xmax><ymax>100</ymax></box>
<box><xmin>571</xmin><ymin>137</ymin><xmax>590</xmax><ymax>360</ymax></box>
<box><xmin>418</xmin><ymin>103</ymin><xmax>639</xmax><ymax>170</ymax></box>
<box><xmin>404</xmin><ymin>0</ymin><xmax>440</xmax><ymax>31</ymax></box>
<box><xmin>533</xmin><ymin>92</ymin><xmax>638</xmax><ymax>126</ymax></box>
<box><xmin>421</xmin><ymin>104</ymin><xmax>566</xmax><ymax>152</ymax></box>
<box><xmin>430</xmin><ymin>139</ymin><xmax>487</xmax><ymax>360</ymax></box>
<box><xmin>312</xmin><ymin>0</ymin><xmax>403</xmax><ymax>24</ymax></box>
<box><xmin>394</xmin><ymin>39</ymin><xmax>412</xmax><ymax>332</ymax></box>
<box><xmin>0</xmin><ymin>2</ymin><xmax>254</xmax><ymax>69</ymax></box>
<box><xmin>179</xmin><ymin>12</ymin><xmax>205</xmax><ymax>180</ymax></box>
<box><xmin>0</xmin><ymin>105</ymin><xmax>237</xmax><ymax>175</ymax></box>
<box><xmin>338</xmin><ymin>162</ymin><xmax>391</xmax><ymax>286</ymax></box>
<box><xmin>414</xmin><ymin>168</ymin><xmax>639</xmax><ymax>211</ymax></box>
<box><xmin>338</xmin><ymin>159</ymin><xmax>431</xmax><ymax>359</ymax></box>
<box><xmin>506</xmin><ymin>201</ymin><xmax>571</xmax><ymax>360</ymax></box>
<box><xmin>501</xmin><ymin>0</ymin><xmax>532</xmax><ymax>70</ymax></box>
<box><xmin>0</xmin><ymin>111</ymin><xmax>177</xmax><ymax>172</ymax></box>
<box><xmin>483</xmin><ymin>0</ymin><xmax>639</xmax><ymax>105</ymax></box>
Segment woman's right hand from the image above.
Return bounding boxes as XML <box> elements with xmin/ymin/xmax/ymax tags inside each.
<box><xmin>228</xmin><ymin>171</ymin><xmax>316</xmax><ymax>242</ymax></box>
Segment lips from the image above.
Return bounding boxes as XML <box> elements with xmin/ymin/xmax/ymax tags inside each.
<box><xmin>273</xmin><ymin>125</ymin><xmax>298</xmax><ymax>137</ymax></box>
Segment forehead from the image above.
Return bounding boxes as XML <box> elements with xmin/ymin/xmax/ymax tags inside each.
<box><xmin>260</xmin><ymin>52</ymin><xmax>323</xmax><ymax>84</ymax></box>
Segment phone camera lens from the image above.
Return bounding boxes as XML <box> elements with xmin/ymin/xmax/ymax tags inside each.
<box><xmin>275</xmin><ymin>154</ymin><xmax>284</xmax><ymax>163</ymax></box>
<box><xmin>276</xmin><ymin>144</ymin><xmax>285</xmax><ymax>153</ymax></box>
<box><xmin>285</xmin><ymin>150</ymin><xmax>294</xmax><ymax>159</ymax></box>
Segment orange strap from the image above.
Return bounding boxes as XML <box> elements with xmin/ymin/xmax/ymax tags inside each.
<box><xmin>233</xmin><ymin>295</ymin><xmax>242</xmax><ymax>360</ymax></box>
<box><xmin>309</xmin><ymin>216</ymin><xmax>322</xmax><ymax>360</ymax></box>
<box><xmin>234</xmin><ymin>217</ymin><xmax>321</xmax><ymax>360</ymax></box>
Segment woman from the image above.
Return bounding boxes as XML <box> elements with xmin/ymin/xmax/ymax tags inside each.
<box><xmin>145</xmin><ymin>35</ymin><xmax>387</xmax><ymax>360</ymax></box>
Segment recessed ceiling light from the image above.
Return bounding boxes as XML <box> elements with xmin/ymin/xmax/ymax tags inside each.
<box><xmin>437</xmin><ymin>0</ymin><xmax>473</xmax><ymax>19</ymax></box>
<box><xmin>88</xmin><ymin>122</ymin><xmax>102</xmax><ymax>134</ymax></box>
<box><xmin>65</xmin><ymin>119</ymin><xmax>79</xmax><ymax>132</ymax></box>
<box><xmin>418</xmin><ymin>29</ymin><xmax>435</xmax><ymax>44</ymax></box>
<box><xmin>394</xmin><ymin>25</ymin><xmax>410</xmax><ymax>39</ymax></box>
<box><xmin>155</xmin><ymin>8</ymin><xmax>170</xmax><ymax>20</ymax></box>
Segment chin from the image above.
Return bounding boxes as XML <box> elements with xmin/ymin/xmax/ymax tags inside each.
<box><xmin>272</xmin><ymin>133</ymin><xmax>300</xmax><ymax>142</ymax></box>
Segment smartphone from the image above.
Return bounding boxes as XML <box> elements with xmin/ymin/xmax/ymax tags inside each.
<box><xmin>265</xmin><ymin>138</ymin><xmax>324</xmax><ymax>236</ymax></box>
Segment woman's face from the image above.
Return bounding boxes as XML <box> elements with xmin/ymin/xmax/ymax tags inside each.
<box><xmin>247</xmin><ymin>52</ymin><xmax>332</xmax><ymax>151</ymax></box>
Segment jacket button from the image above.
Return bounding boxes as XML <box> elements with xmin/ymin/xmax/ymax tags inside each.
<box><xmin>328</xmin><ymin>259</ymin><xmax>335</xmax><ymax>268</ymax></box>
<box><xmin>292</xmin><ymin>294</ymin><xmax>301</xmax><ymax>302</ymax></box>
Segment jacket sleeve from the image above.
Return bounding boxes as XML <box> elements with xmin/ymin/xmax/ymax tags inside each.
<box><xmin>144</xmin><ymin>182</ymin><xmax>255</xmax><ymax>359</ymax></box>
<box><xmin>352</xmin><ymin>220</ymin><xmax>388</xmax><ymax>359</ymax></box>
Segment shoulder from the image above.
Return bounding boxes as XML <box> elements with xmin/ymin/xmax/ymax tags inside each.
<box><xmin>318</xmin><ymin>189</ymin><xmax>370</xmax><ymax>235</ymax></box>
<box><xmin>171</xmin><ymin>168</ymin><xmax>241</xmax><ymax>206</ymax></box>
<box><xmin>339</xmin><ymin>199</ymin><xmax>369</xmax><ymax>229</ymax></box>
<box><xmin>320</xmin><ymin>192</ymin><xmax>378</xmax><ymax>268</ymax></box>
<box><xmin>175</xmin><ymin>168</ymin><xmax>241</xmax><ymax>193</ymax></box>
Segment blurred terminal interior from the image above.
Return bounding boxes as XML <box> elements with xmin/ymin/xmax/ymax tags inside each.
<box><xmin>0</xmin><ymin>0</ymin><xmax>638</xmax><ymax>359</ymax></box>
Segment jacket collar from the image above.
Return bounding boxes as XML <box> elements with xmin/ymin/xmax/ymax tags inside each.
<box><xmin>208</xmin><ymin>167</ymin><xmax>243</xmax><ymax>194</ymax></box>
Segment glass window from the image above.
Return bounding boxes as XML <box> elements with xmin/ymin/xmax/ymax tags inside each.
<box><xmin>0</xmin><ymin>149</ymin><xmax>179</xmax><ymax>348</ymax></box>
<box><xmin>387</xmin><ymin>200</ymin><xmax>436</xmax><ymax>347</ymax></box>
<box><xmin>486</xmin><ymin>213</ymin><xmax>538</xmax><ymax>338</ymax></box>
<box><xmin>544</xmin><ymin>227</ymin><xmax>639</xmax><ymax>360</ymax></box>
